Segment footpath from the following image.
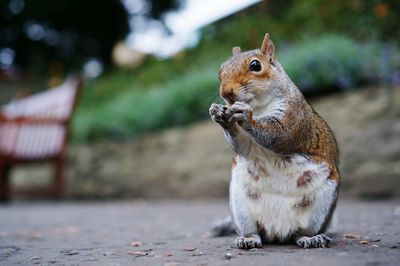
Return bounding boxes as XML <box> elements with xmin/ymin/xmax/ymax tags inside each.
<box><xmin>1</xmin><ymin>198</ymin><xmax>399</xmax><ymax>265</ymax></box>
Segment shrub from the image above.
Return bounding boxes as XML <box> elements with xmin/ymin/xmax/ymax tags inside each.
<box><xmin>73</xmin><ymin>68</ymin><xmax>221</xmax><ymax>141</ymax></box>
<box><xmin>279</xmin><ymin>35</ymin><xmax>400</xmax><ymax>91</ymax></box>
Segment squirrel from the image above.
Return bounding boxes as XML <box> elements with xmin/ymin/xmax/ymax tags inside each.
<box><xmin>209</xmin><ymin>33</ymin><xmax>340</xmax><ymax>249</ymax></box>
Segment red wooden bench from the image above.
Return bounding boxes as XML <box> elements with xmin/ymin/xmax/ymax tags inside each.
<box><xmin>0</xmin><ymin>77</ymin><xmax>81</xmax><ymax>201</ymax></box>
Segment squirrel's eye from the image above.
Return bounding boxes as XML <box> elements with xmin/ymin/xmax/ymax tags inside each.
<box><xmin>250</xmin><ymin>60</ymin><xmax>262</xmax><ymax>72</ymax></box>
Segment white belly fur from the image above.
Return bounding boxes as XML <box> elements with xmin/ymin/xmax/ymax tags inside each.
<box><xmin>229</xmin><ymin>146</ymin><xmax>337</xmax><ymax>242</ymax></box>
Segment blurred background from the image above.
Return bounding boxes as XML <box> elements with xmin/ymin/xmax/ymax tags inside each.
<box><xmin>0</xmin><ymin>0</ymin><xmax>399</xmax><ymax>200</ymax></box>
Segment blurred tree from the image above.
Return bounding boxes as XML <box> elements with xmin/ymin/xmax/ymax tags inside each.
<box><xmin>0</xmin><ymin>0</ymin><xmax>180</xmax><ymax>73</ymax></box>
<box><xmin>267</xmin><ymin>0</ymin><xmax>400</xmax><ymax>42</ymax></box>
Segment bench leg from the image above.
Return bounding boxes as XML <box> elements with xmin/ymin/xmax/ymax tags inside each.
<box><xmin>52</xmin><ymin>158</ymin><xmax>65</xmax><ymax>199</ymax></box>
<box><xmin>0</xmin><ymin>164</ymin><xmax>11</xmax><ymax>202</ymax></box>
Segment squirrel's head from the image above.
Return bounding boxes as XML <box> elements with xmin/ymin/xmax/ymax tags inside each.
<box><xmin>219</xmin><ymin>33</ymin><xmax>280</xmax><ymax>107</ymax></box>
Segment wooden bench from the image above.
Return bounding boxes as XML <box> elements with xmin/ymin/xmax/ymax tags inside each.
<box><xmin>0</xmin><ymin>77</ymin><xmax>81</xmax><ymax>201</ymax></box>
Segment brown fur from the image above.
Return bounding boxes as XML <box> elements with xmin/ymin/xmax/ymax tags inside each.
<box><xmin>210</xmin><ymin>33</ymin><xmax>339</xmax><ymax>248</ymax></box>
<box><xmin>297</xmin><ymin>170</ymin><xmax>313</xmax><ymax>187</ymax></box>
<box><xmin>218</xmin><ymin>35</ymin><xmax>340</xmax><ymax>186</ymax></box>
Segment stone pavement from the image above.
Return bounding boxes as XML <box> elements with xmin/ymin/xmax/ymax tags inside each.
<box><xmin>0</xmin><ymin>198</ymin><xmax>399</xmax><ymax>266</ymax></box>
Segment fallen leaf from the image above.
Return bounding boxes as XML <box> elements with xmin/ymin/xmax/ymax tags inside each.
<box><xmin>183</xmin><ymin>246</ymin><xmax>197</xmax><ymax>251</ymax></box>
<box><xmin>128</xmin><ymin>250</ymin><xmax>149</xmax><ymax>256</ymax></box>
<box><xmin>359</xmin><ymin>240</ymin><xmax>369</xmax><ymax>245</ymax></box>
<box><xmin>364</xmin><ymin>237</ymin><xmax>381</xmax><ymax>242</ymax></box>
<box><xmin>343</xmin><ymin>233</ymin><xmax>362</xmax><ymax>240</ymax></box>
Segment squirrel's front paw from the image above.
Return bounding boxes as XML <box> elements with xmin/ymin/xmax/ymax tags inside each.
<box><xmin>229</xmin><ymin>102</ymin><xmax>253</xmax><ymax>127</ymax></box>
<box><xmin>209</xmin><ymin>103</ymin><xmax>232</xmax><ymax>129</ymax></box>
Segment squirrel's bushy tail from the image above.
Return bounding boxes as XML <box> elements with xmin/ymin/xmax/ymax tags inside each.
<box><xmin>210</xmin><ymin>216</ymin><xmax>236</xmax><ymax>237</ymax></box>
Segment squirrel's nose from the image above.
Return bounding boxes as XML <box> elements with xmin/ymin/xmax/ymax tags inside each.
<box><xmin>221</xmin><ymin>90</ymin><xmax>236</xmax><ymax>105</ymax></box>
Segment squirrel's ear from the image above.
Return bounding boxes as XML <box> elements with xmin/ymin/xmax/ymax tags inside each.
<box><xmin>232</xmin><ymin>46</ymin><xmax>241</xmax><ymax>56</ymax></box>
<box><xmin>261</xmin><ymin>33</ymin><xmax>275</xmax><ymax>62</ymax></box>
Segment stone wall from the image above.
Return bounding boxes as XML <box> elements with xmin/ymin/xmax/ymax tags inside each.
<box><xmin>11</xmin><ymin>86</ymin><xmax>400</xmax><ymax>199</ymax></box>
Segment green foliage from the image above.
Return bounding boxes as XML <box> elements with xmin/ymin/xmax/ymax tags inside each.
<box><xmin>80</xmin><ymin>52</ymin><xmax>224</xmax><ymax>108</ymax></box>
<box><xmin>73</xmin><ymin>68</ymin><xmax>221</xmax><ymax>141</ymax></box>
<box><xmin>279</xmin><ymin>35</ymin><xmax>400</xmax><ymax>91</ymax></box>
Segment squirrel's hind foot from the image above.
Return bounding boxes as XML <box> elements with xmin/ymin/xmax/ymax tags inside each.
<box><xmin>296</xmin><ymin>234</ymin><xmax>331</xmax><ymax>248</ymax></box>
<box><xmin>235</xmin><ymin>234</ymin><xmax>263</xmax><ymax>249</ymax></box>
